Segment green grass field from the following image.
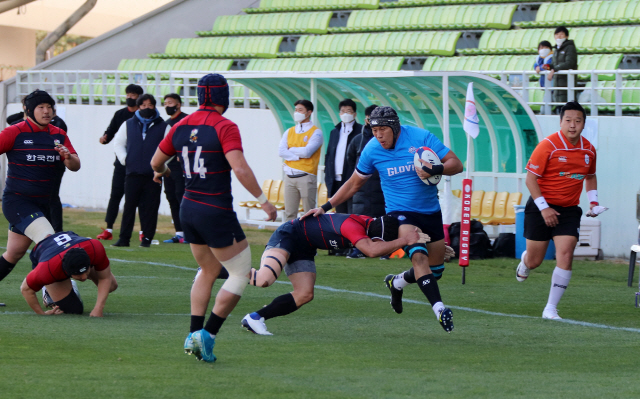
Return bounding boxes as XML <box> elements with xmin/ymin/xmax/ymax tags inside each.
<box><xmin>1</xmin><ymin>210</ymin><xmax>639</xmax><ymax>398</ymax></box>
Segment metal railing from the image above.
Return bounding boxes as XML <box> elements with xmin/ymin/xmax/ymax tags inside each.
<box><xmin>14</xmin><ymin>70</ymin><xmax>265</xmax><ymax>109</ymax></box>
<box><xmin>14</xmin><ymin>69</ymin><xmax>640</xmax><ymax>116</ymax></box>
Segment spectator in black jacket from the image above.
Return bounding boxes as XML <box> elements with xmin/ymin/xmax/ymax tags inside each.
<box><xmin>162</xmin><ymin>93</ymin><xmax>188</xmax><ymax>244</ymax></box>
<box><xmin>96</xmin><ymin>84</ymin><xmax>143</xmax><ymax>241</ymax></box>
<box><xmin>548</xmin><ymin>26</ymin><xmax>578</xmax><ymax>106</ymax></box>
<box><xmin>345</xmin><ymin>104</ymin><xmax>386</xmax><ymax>259</ymax></box>
<box><xmin>324</xmin><ymin>99</ymin><xmax>363</xmax><ymax>214</ymax></box>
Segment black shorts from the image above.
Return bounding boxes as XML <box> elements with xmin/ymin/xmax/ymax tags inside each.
<box><xmin>387</xmin><ymin>210</ymin><xmax>445</xmax><ymax>242</ymax></box>
<box><xmin>55</xmin><ymin>288</ymin><xmax>84</xmax><ymax>315</ymax></box>
<box><xmin>524</xmin><ymin>196</ymin><xmax>582</xmax><ymax>241</ymax></box>
<box><xmin>180</xmin><ymin>201</ymin><xmax>246</xmax><ymax>248</ymax></box>
<box><xmin>266</xmin><ymin>222</ymin><xmax>316</xmax><ymax>266</ymax></box>
<box><xmin>2</xmin><ymin>192</ymin><xmax>51</xmax><ymax>235</ymax></box>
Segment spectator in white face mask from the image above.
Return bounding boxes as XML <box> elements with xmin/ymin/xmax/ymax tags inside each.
<box><xmin>324</xmin><ymin>99</ymin><xmax>362</xmax><ymax>218</ymax></box>
<box><xmin>547</xmin><ymin>26</ymin><xmax>578</xmax><ymax>106</ymax></box>
<box><xmin>534</xmin><ymin>40</ymin><xmax>554</xmax><ymax>87</ymax></box>
<box><xmin>278</xmin><ymin>99</ymin><xmax>323</xmax><ymax>221</ymax></box>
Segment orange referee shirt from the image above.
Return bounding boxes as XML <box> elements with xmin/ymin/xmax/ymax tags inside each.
<box><xmin>525</xmin><ymin>131</ymin><xmax>596</xmax><ymax>207</ymax></box>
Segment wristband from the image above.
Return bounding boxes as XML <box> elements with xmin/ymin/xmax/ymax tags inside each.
<box><xmin>421</xmin><ymin>163</ymin><xmax>444</xmax><ymax>176</ymax></box>
<box><xmin>587</xmin><ymin>190</ymin><xmax>598</xmax><ymax>205</ymax></box>
<box><xmin>321</xmin><ymin>201</ymin><xmax>333</xmax><ymax>212</ymax></box>
<box><xmin>256</xmin><ymin>193</ymin><xmax>268</xmax><ymax>204</ymax></box>
<box><xmin>534</xmin><ymin>196</ymin><xmax>549</xmax><ymax>211</ymax></box>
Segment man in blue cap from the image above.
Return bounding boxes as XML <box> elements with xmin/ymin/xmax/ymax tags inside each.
<box><xmin>151</xmin><ymin>74</ymin><xmax>277</xmax><ymax>363</ymax></box>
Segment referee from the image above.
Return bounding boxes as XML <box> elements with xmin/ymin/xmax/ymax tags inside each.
<box><xmin>516</xmin><ymin>101</ymin><xmax>606</xmax><ymax>319</ymax></box>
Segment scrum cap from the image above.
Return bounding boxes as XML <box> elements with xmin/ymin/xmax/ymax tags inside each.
<box><xmin>197</xmin><ymin>74</ymin><xmax>229</xmax><ymax>113</ymax></box>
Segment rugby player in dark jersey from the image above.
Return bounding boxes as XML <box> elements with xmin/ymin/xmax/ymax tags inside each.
<box><xmin>20</xmin><ymin>231</ymin><xmax>117</xmax><ymax>316</ymax></box>
<box><xmin>241</xmin><ymin>213</ymin><xmax>428</xmax><ymax>335</ymax></box>
<box><xmin>0</xmin><ymin>90</ymin><xmax>81</xmax><ymax>304</ymax></box>
<box><xmin>151</xmin><ymin>74</ymin><xmax>277</xmax><ymax>363</ymax></box>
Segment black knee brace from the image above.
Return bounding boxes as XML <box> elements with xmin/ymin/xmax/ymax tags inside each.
<box><xmin>430</xmin><ymin>263</ymin><xmax>445</xmax><ymax>280</ymax></box>
<box><xmin>404</xmin><ymin>243</ymin><xmax>428</xmax><ymax>260</ymax></box>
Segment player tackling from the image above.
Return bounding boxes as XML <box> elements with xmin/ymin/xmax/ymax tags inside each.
<box><xmin>516</xmin><ymin>101</ymin><xmax>605</xmax><ymax>319</ymax></box>
<box><xmin>241</xmin><ymin>214</ymin><xmax>429</xmax><ymax>335</ymax></box>
<box><xmin>305</xmin><ymin>106</ymin><xmax>463</xmax><ymax>333</ymax></box>
<box><xmin>151</xmin><ymin>73</ymin><xmax>277</xmax><ymax>363</ymax></box>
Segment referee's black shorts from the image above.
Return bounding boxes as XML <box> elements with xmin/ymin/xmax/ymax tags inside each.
<box><xmin>524</xmin><ymin>196</ymin><xmax>582</xmax><ymax>241</ymax></box>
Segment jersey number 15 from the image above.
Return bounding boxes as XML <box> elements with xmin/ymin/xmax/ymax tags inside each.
<box><xmin>182</xmin><ymin>146</ymin><xmax>207</xmax><ymax>179</ymax></box>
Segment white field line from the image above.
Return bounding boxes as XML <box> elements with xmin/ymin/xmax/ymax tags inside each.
<box><xmin>4</xmin><ymin>255</ymin><xmax>640</xmax><ymax>334</ymax></box>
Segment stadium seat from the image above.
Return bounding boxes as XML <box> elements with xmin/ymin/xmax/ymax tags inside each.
<box><xmin>252</xmin><ymin>179</ymin><xmax>282</xmax><ymax>208</ymax></box>
<box><xmin>329</xmin><ymin>4</ymin><xmax>516</xmax><ymax>33</ymax></box>
<box><xmin>452</xmin><ymin>189</ymin><xmax>461</xmax><ymax>198</ymax></box>
<box><xmin>516</xmin><ymin>0</ymin><xmax>640</xmax><ymax>28</ymax></box>
<box><xmin>274</xmin><ymin>182</ymin><xmax>286</xmax><ymax>211</ymax></box>
<box><xmin>239</xmin><ymin>179</ymin><xmax>272</xmax><ymax>208</ymax></box>
<box><xmin>482</xmin><ymin>192</ymin><xmax>521</xmax><ymax>225</ymax></box>
<box><xmin>479</xmin><ymin>191</ymin><xmax>497</xmax><ymax>219</ymax></box>
<box><xmin>199</xmin><ymin>12</ymin><xmax>332</xmax><ymax>36</ymax></box>
<box><xmin>244</xmin><ymin>0</ymin><xmax>380</xmax><ymax>13</ymax></box>
<box><xmin>150</xmin><ymin>36</ymin><xmax>283</xmax><ymax>59</ymax></box>
<box><xmin>481</xmin><ymin>191</ymin><xmax>508</xmax><ymax>225</ymax></box>
<box><xmin>247</xmin><ymin>56</ymin><xmax>404</xmax><ymax>71</ymax></box>
<box><xmin>470</xmin><ymin>190</ymin><xmax>484</xmax><ymax>219</ymax></box>
<box><xmin>287</xmin><ymin>31</ymin><xmax>460</xmax><ymax>57</ymax></box>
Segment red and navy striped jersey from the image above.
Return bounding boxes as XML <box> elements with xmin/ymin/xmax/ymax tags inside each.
<box><xmin>159</xmin><ymin>106</ymin><xmax>242</xmax><ymax>211</ymax></box>
<box><xmin>0</xmin><ymin>120</ymin><xmax>76</xmax><ymax>197</ymax></box>
<box><xmin>292</xmin><ymin>214</ymin><xmax>372</xmax><ymax>250</ymax></box>
<box><xmin>27</xmin><ymin>232</ymin><xmax>109</xmax><ymax>291</ymax></box>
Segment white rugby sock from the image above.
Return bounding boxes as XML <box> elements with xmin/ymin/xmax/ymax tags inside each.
<box><xmin>545</xmin><ymin>266</ymin><xmax>572</xmax><ymax>310</ymax></box>
<box><xmin>392</xmin><ymin>273</ymin><xmax>409</xmax><ymax>290</ymax></box>
<box><xmin>432</xmin><ymin>301</ymin><xmax>445</xmax><ymax>318</ymax></box>
<box><xmin>176</xmin><ymin>231</ymin><xmax>184</xmax><ymax>237</ymax></box>
<box><xmin>106</xmin><ymin>228</ymin><xmax>113</xmax><ymax>233</ymax></box>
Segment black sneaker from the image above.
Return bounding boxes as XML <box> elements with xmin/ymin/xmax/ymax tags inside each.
<box><xmin>111</xmin><ymin>239</ymin><xmax>129</xmax><ymax>247</ymax></box>
<box><xmin>140</xmin><ymin>237</ymin><xmax>151</xmax><ymax>248</ymax></box>
<box><xmin>438</xmin><ymin>308</ymin><xmax>454</xmax><ymax>333</ymax></box>
<box><xmin>384</xmin><ymin>274</ymin><xmax>403</xmax><ymax>314</ymax></box>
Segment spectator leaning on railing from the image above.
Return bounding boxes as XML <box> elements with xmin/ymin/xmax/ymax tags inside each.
<box><xmin>548</xmin><ymin>26</ymin><xmax>578</xmax><ymax>106</ymax></box>
<box><xmin>534</xmin><ymin>40</ymin><xmax>553</xmax><ymax>88</ymax></box>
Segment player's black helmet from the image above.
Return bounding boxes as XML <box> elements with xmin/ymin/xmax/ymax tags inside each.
<box><xmin>62</xmin><ymin>248</ymin><xmax>91</xmax><ymax>276</ymax></box>
<box><xmin>367</xmin><ymin>216</ymin><xmax>399</xmax><ymax>242</ymax></box>
<box><xmin>197</xmin><ymin>73</ymin><xmax>229</xmax><ymax>114</ymax></box>
<box><xmin>369</xmin><ymin>106</ymin><xmax>401</xmax><ymax>147</ymax></box>
<box><xmin>24</xmin><ymin>89</ymin><xmax>55</xmax><ymax>125</ymax></box>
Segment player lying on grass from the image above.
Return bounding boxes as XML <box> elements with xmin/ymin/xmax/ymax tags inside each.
<box><xmin>20</xmin><ymin>231</ymin><xmax>117</xmax><ymax>316</ymax></box>
<box><xmin>240</xmin><ymin>213</ymin><xmax>429</xmax><ymax>335</ymax></box>
<box><xmin>515</xmin><ymin>101</ymin><xmax>606</xmax><ymax>319</ymax></box>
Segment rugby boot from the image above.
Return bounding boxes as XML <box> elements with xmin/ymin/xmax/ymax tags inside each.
<box><xmin>241</xmin><ymin>313</ymin><xmax>273</xmax><ymax>335</ymax></box>
<box><xmin>163</xmin><ymin>235</ymin><xmax>185</xmax><ymax>244</ymax></box>
<box><xmin>191</xmin><ymin>329</ymin><xmax>217</xmax><ymax>363</ymax></box>
<box><xmin>542</xmin><ymin>307</ymin><xmax>562</xmax><ymax>320</ymax></box>
<box><xmin>184</xmin><ymin>332</ymin><xmax>196</xmax><ymax>355</ymax></box>
<box><xmin>438</xmin><ymin>308</ymin><xmax>454</xmax><ymax>333</ymax></box>
<box><xmin>384</xmin><ymin>274</ymin><xmax>404</xmax><ymax>314</ymax></box>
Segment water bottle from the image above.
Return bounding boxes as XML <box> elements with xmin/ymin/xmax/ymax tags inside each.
<box><xmin>151</xmin><ymin>239</ymin><xmax>160</xmax><ymax>245</ymax></box>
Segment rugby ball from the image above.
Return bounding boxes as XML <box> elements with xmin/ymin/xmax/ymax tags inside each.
<box><xmin>413</xmin><ymin>146</ymin><xmax>442</xmax><ymax>186</ymax></box>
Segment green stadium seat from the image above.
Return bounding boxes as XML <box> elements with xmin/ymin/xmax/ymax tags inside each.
<box><xmin>328</xmin><ymin>4</ymin><xmax>516</xmax><ymax>33</ymax></box>
<box><xmin>247</xmin><ymin>56</ymin><xmax>403</xmax><ymax>71</ymax></box>
<box><xmin>199</xmin><ymin>12</ymin><xmax>332</xmax><ymax>36</ymax></box>
<box><xmin>244</xmin><ymin>0</ymin><xmax>380</xmax><ymax>13</ymax></box>
<box><xmin>517</xmin><ymin>0</ymin><xmax>640</xmax><ymax>28</ymax></box>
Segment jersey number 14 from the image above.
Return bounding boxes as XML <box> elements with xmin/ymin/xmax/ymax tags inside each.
<box><xmin>182</xmin><ymin>146</ymin><xmax>207</xmax><ymax>178</ymax></box>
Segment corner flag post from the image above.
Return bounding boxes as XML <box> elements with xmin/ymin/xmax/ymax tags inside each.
<box><xmin>460</xmin><ymin>82</ymin><xmax>480</xmax><ymax>284</ymax></box>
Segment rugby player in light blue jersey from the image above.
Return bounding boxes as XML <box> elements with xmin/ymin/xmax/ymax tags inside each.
<box><xmin>304</xmin><ymin>106</ymin><xmax>463</xmax><ymax>332</ymax></box>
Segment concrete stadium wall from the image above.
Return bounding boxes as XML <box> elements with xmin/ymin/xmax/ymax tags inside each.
<box><xmin>3</xmin><ymin>104</ymin><xmax>636</xmax><ymax>257</ymax></box>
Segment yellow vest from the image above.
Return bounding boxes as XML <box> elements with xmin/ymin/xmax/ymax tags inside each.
<box><xmin>284</xmin><ymin>125</ymin><xmax>321</xmax><ymax>175</ymax></box>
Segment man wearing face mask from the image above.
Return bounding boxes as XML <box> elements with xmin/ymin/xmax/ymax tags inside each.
<box><xmin>161</xmin><ymin>93</ymin><xmax>189</xmax><ymax>244</ymax></box>
<box><xmin>534</xmin><ymin>41</ymin><xmax>553</xmax><ymax>88</ymax></box>
<box><xmin>112</xmin><ymin>94</ymin><xmax>168</xmax><ymax>247</ymax></box>
<box><xmin>96</xmin><ymin>84</ymin><xmax>144</xmax><ymax>241</ymax></box>
<box><xmin>547</xmin><ymin>26</ymin><xmax>577</xmax><ymax>106</ymax></box>
<box><xmin>278</xmin><ymin>99</ymin><xmax>323</xmax><ymax>222</ymax></box>
<box><xmin>324</xmin><ymin>99</ymin><xmax>362</xmax><ymax>219</ymax></box>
